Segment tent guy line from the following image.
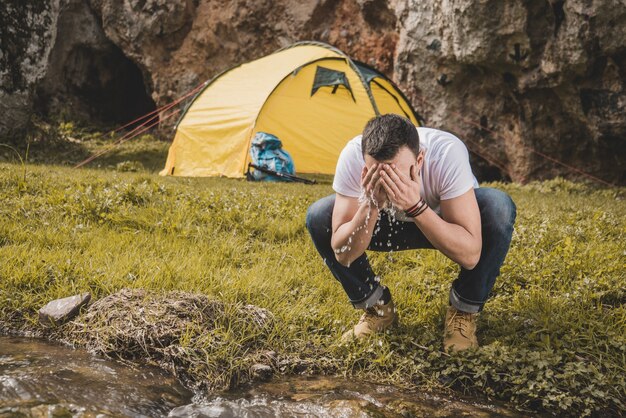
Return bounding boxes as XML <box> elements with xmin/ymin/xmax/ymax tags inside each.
<box><xmin>73</xmin><ymin>82</ymin><xmax>206</xmax><ymax>169</ymax></box>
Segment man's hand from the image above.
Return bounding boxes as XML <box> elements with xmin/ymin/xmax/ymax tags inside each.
<box><xmin>361</xmin><ymin>163</ymin><xmax>388</xmax><ymax>209</ymax></box>
<box><xmin>379</xmin><ymin>163</ymin><xmax>421</xmax><ymax>211</ymax></box>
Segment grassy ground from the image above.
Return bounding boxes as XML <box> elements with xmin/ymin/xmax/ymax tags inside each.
<box><xmin>1</xmin><ymin>131</ymin><xmax>624</xmax><ymax>416</ymax></box>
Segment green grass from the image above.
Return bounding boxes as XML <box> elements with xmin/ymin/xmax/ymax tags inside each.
<box><xmin>0</xmin><ymin>133</ymin><xmax>624</xmax><ymax>416</ymax></box>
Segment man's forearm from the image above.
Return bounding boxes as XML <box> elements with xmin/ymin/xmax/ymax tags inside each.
<box><xmin>412</xmin><ymin>207</ymin><xmax>482</xmax><ymax>270</ymax></box>
<box><xmin>331</xmin><ymin>204</ymin><xmax>379</xmax><ymax>266</ymax></box>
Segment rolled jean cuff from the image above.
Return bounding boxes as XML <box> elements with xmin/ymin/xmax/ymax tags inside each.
<box><xmin>449</xmin><ymin>288</ymin><xmax>482</xmax><ymax>314</ymax></box>
<box><xmin>352</xmin><ymin>285</ymin><xmax>384</xmax><ymax>309</ymax></box>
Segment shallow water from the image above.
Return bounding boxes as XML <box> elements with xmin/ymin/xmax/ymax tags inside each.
<box><xmin>0</xmin><ymin>336</ymin><xmax>193</xmax><ymax>416</ymax></box>
<box><xmin>1</xmin><ymin>337</ymin><xmax>527</xmax><ymax>417</ymax></box>
<box><xmin>170</xmin><ymin>377</ymin><xmax>527</xmax><ymax>418</ymax></box>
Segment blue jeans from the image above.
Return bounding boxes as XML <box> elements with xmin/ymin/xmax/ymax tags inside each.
<box><xmin>305</xmin><ymin>188</ymin><xmax>516</xmax><ymax>313</ymax></box>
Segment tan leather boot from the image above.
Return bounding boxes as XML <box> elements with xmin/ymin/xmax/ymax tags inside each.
<box><xmin>444</xmin><ymin>306</ymin><xmax>478</xmax><ymax>352</ymax></box>
<box><xmin>341</xmin><ymin>299</ymin><xmax>398</xmax><ymax>342</ymax></box>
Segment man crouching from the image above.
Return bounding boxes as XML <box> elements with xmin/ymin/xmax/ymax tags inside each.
<box><xmin>306</xmin><ymin>114</ymin><xmax>516</xmax><ymax>352</ymax></box>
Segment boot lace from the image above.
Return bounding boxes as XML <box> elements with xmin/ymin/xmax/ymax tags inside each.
<box><xmin>448</xmin><ymin>310</ymin><xmax>471</xmax><ymax>337</ymax></box>
<box><xmin>359</xmin><ymin>306</ymin><xmax>383</xmax><ymax>325</ymax></box>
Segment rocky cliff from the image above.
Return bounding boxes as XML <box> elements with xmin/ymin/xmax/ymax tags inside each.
<box><xmin>1</xmin><ymin>0</ymin><xmax>59</xmax><ymax>136</ymax></box>
<box><xmin>1</xmin><ymin>0</ymin><xmax>624</xmax><ymax>184</ymax></box>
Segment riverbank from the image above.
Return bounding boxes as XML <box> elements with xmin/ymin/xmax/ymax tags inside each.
<box><xmin>0</xmin><ymin>137</ymin><xmax>624</xmax><ymax>416</ymax></box>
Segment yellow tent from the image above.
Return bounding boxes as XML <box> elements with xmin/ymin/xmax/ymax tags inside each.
<box><xmin>160</xmin><ymin>41</ymin><xmax>422</xmax><ymax>178</ymax></box>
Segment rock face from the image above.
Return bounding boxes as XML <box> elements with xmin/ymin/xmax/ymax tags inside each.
<box><xmin>393</xmin><ymin>0</ymin><xmax>626</xmax><ymax>183</ymax></box>
<box><xmin>0</xmin><ymin>0</ymin><xmax>60</xmax><ymax>136</ymax></box>
<box><xmin>0</xmin><ymin>0</ymin><xmax>155</xmax><ymax>134</ymax></box>
<box><xmin>35</xmin><ymin>0</ymin><xmax>156</xmax><ymax>125</ymax></box>
<box><xmin>1</xmin><ymin>0</ymin><xmax>624</xmax><ymax>184</ymax></box>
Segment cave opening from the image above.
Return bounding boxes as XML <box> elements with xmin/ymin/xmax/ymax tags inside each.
<box><xmin>37</xmin><ymin>41</ymin><xmax>156</xmax><ymax>128</ymax></box>
<box><xmin>65</xmin><ymin>44</ymin><xmax>157</xmax><ymax>126</ymax></box>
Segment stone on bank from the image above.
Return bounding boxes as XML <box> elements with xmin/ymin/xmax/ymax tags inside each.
<box><xmin>38</xmin><ymin>293</ymin><xmax>91</xmax><ymax>326</ymax></box>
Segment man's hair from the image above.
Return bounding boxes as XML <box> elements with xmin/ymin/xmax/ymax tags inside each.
<box><xmin>361</xmin><ymin>114</ymin><xmax>419</xmax><ymax>160</ymax></box>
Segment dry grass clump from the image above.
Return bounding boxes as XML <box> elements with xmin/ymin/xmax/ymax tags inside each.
<box><xmin>56</xmin><ymin>288</ymin><xmax>275</xmax><ymax>390</ymax></box>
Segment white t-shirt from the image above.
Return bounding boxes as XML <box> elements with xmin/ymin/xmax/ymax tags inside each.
<box><xmin>332</xmin><ymin>127</ymin><xmax>479</xmax><ymax>220</ymax></box>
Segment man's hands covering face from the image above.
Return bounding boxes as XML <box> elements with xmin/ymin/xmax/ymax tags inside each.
<box><xmin>379</xmin><ymin>163</ymin><xmax>422</xmax><ymax>211</ymax></box>
<box><xmin>361</xmin><ymin>163</ymin><xmax>388</xmax><ymax>208</ymax></box>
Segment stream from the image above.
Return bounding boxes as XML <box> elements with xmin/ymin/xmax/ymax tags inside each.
<box><xmin>0</xmin><ymin>337</ymin><xmax>527</xmax><ymax>417</ymax></box>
